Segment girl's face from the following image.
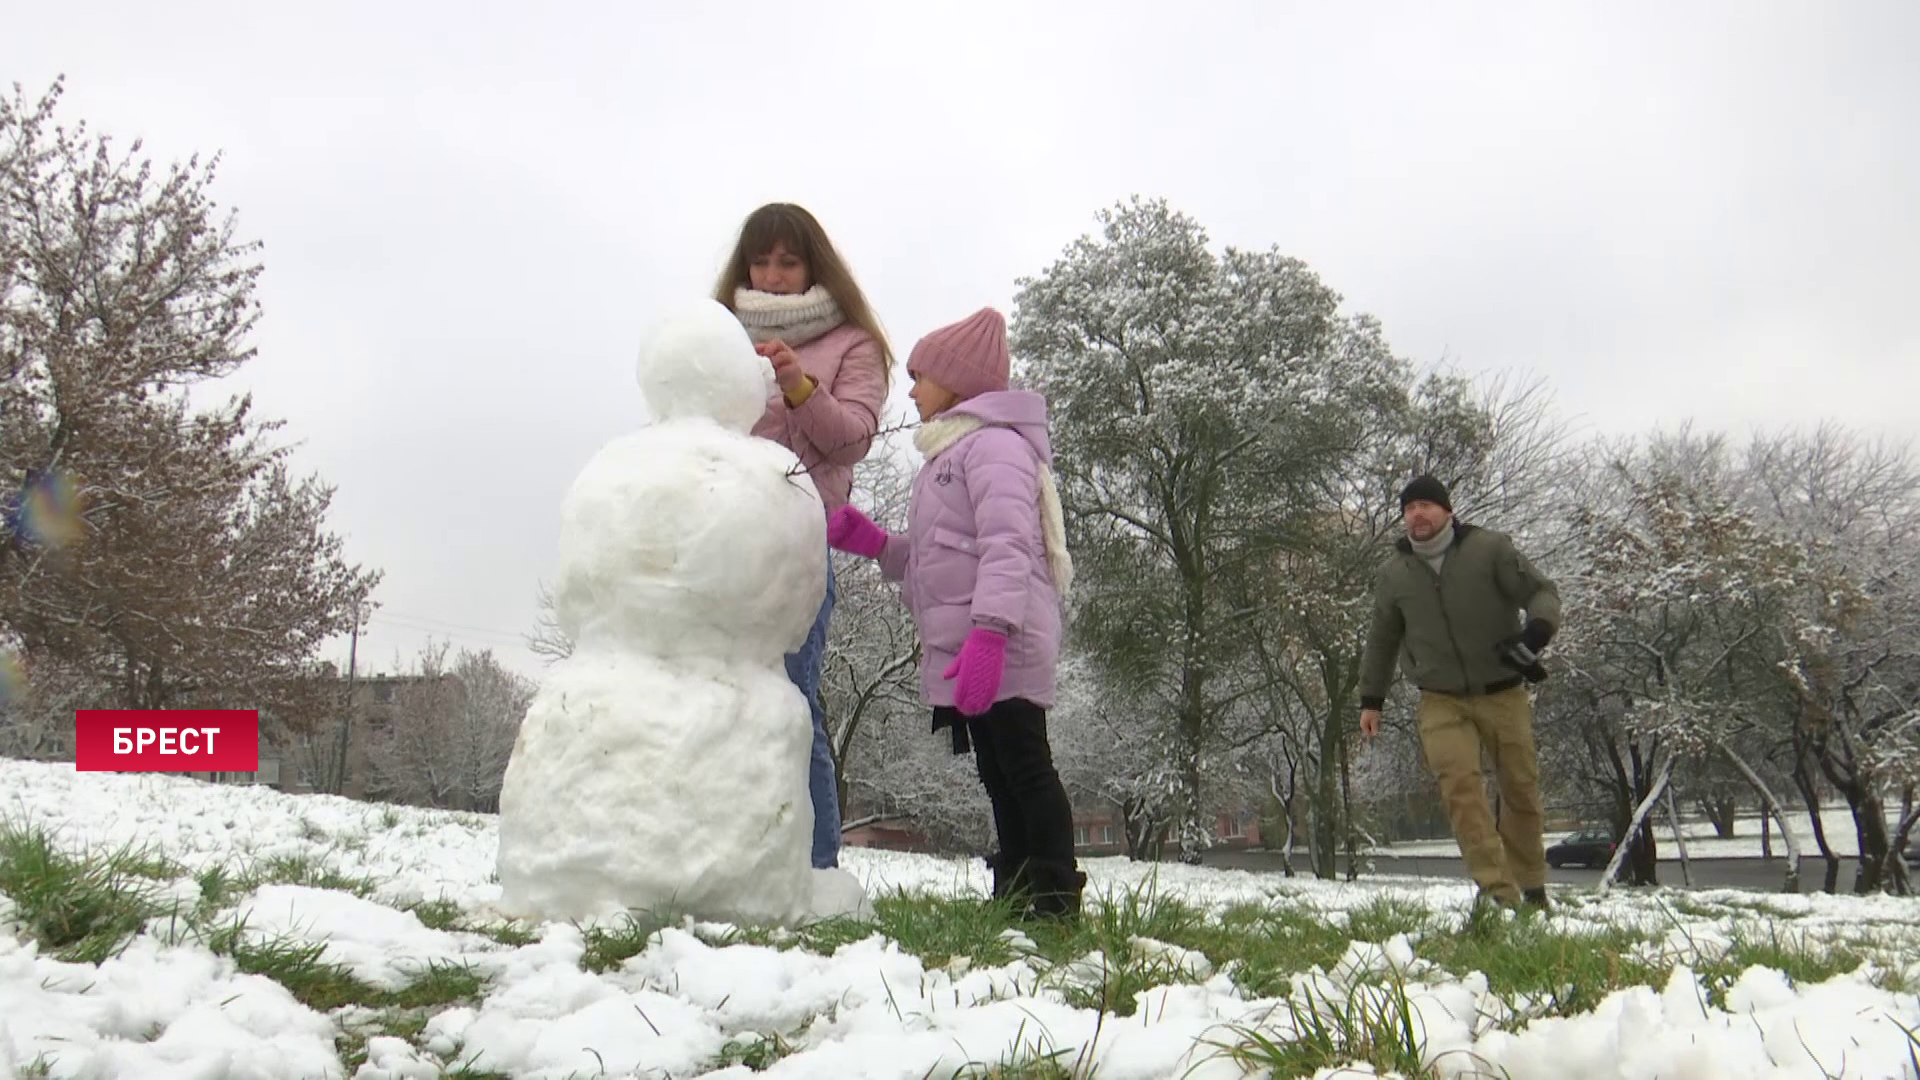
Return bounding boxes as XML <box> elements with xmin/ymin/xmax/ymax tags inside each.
<box><xmin>748</xmin><ymin>241</ymin><xmax>811</xmax><ymax>295</ymax></box>
<box><xmin>909</xmin><ymin>371</ymin><xmax>960</xmax><ymax>422</ymax></box>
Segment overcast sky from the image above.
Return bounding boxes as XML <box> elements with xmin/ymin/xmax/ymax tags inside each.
<box><xmin>8</xmin><ymin>0</ymin><xmax>1917</xmax><ymax>677</ymax></box>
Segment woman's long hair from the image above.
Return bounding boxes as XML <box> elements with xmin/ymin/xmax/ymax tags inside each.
<box><xmin>713</xmin><ymin>203</ymin><xmax>894</xmax><ymax>388</ymax></box>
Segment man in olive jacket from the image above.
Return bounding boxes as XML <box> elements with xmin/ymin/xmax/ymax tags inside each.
<box><xmin>1358</xmin><ymin>476</ymin><xmax>1561</xmax><ymax>909</ymax></box>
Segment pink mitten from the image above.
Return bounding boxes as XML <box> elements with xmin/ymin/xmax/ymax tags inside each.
<box><xmin>942</xmin><ymin>628</ymin><xmax>1008</xmax><ymax>716</ymax></box>
<box><xmin>827</xmin><ymin>505</ymin><xmax>888</xmax><ymax>558</ymax></box>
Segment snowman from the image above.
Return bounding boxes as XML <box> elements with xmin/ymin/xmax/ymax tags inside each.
<box><xmin>495</xmin><ymin>299</ymin><xmax>867</xmax><ymax>927</ymax></box>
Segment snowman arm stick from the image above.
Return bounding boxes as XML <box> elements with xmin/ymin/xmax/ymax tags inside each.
<box><xmin>784</xmin><ymin>338</ymin><xmax>886</xmax><ymax>467</ymax></box>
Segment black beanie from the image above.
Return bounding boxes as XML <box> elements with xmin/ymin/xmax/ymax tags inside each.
<box><xmin>1399</xmin><ymin>475</ymin><xmax>1452</xmax><ymax>512</ymax></box>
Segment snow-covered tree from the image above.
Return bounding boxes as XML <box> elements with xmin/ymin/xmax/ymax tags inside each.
<box><xmin>1552</xmin><ymin>432</ymin><xmax>1812</xmax><ymax>888</ymax></box>
<box><xmin>363</xmin><ymin>644</ymin><xmax>534</xmax><ymax>813</ymax></box>
<box><xmin>1235</xmin><ymin>370</ymin><xmax>1566</xmax><ymax>877</ymax></box>
<box><xmin>0</xmin><ymin>644</ymin><xmax>110</xmax><ymax>759</ymax></box>
<box><xmin>1048</xmin><ymin>651</ymin><xmax>1184</xmax><ymax>859</ymax></box>
<box><xmin>1740</xmin><ymin>426</ymin><xmax>1920</xmax><ymax>893</ymax></box>
<box><xmin>526</xmin><ymin>582</ymin><xmax>571</xmax><ymax>664</ymax></box>
<box><xmin>1010</xmin><ymin>196</ymin><xmax>1409</xmax><ymax>854</ymax></box>
<box><xmin>821</xmin><ymin>450</ymin><xmax>923</xmax><ymax>819</ymax></box>
<box><xmin>0</xmin><ymin>77</ymin><xmax>378</xmax><ymax>710</ymax></box>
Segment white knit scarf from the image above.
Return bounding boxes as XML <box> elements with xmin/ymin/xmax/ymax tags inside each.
<box><xmin>915</xmin><ymin>415</ymin><xmax>1075</xmax><ymax>597</ymax></box>
<box><xmin>732</xmin><ymin>286</ymin><xmax>844</xmax><ymax>347</ymax></box>
<box><xmin>1410</xmin><ymin>520</ymin><xmax>1456</xmax><ymax>573</ymax></box>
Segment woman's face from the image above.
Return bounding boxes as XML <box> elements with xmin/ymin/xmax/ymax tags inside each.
<box><xmin>748</xmin><ymin>241</ymin><xmax>811</xmax><ymax>295</ymax></box>
<box><xmin>909</xmin><ymin>371</ymin><xmax>959</xmax><ymax>422</ymax></box>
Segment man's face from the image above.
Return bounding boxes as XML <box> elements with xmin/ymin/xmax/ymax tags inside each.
<box><xmin>1403</xmin><ymin>499</ymin><xmax>1452</xmax><ymax>542</ymax></box>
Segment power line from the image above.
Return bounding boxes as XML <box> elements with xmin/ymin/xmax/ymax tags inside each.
<box><xmin>374</xmin><ymin>609</ymin><xmax>530</xmax><ymax>640</ymax></box>
<box><xmin>368</xmin><ymin>611</ymin><xmax>529</xmax><ymax>641</ymax></box>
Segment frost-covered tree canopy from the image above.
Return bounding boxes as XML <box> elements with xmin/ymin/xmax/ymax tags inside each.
<box><xmin>1</xmin><ymin>77</ymin><xmax>378</xmax><ymax>721</ymax></box>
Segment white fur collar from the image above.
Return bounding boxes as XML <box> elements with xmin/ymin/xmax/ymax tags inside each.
<box><xmin>913</xmin><ymin>414</ymin><xmax>984</xmax><ymax>459</ymax></box>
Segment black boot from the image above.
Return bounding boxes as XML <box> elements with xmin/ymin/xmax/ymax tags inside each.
<box><xmin>1522</xmin><ymin>886</ymin><xmax>1550</xmax><ymax>911</ymax></box>
<box><xmin>1024</xmin><ymin>859</ymin><xmax>1087</xmax><ymax>921</ymax></box>
<box><xmin>985</xmin><ymin>851</ymin><xmax>1032</xmax><ymax>907</ymax></box>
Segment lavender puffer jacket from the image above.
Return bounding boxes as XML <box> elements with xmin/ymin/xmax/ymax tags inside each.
<box><xmin>878</xmin><ymin>391</ymin><xmax>1063</xmax><ymax>708</ymax></box>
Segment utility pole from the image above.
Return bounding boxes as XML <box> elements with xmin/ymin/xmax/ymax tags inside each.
<box><xmin>331</xmin><ymin>606</ymin><xmax>362</xmax><ymax>795</ymax></box>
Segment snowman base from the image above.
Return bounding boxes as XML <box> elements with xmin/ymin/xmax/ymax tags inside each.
<box><xmin>495</xmin><ymin>651</ymin><xmax>867</xmax><ymax>928</ymax></box>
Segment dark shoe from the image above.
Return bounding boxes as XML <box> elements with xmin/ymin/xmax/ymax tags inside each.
<box><xmin>1522</xmin><ymin>887</ymin><xmax>1550</xmax><ymax>911</ymax></box>
<box><xmin>1473</xmin><ymin>886</ymin><xmax>1519</xmax><ymax>911</ymax></box>
<box><xmin>985</xmin><ymin>852</ymin><xmax>1032</xmax><ymax>905</ymax></box>
<box><xmin>1024</xmin><ymin>860</ymin><xmax>1087</xmax><ymax>921</ymax></box>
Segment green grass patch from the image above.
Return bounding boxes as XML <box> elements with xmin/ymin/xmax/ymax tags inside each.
<box><xmin>203</xmin><ymin>915</ymin><xmax>378</xmax><ymax>1010</ymax></box>
<box><xmin>1208</xmin><ymin>972</ymin><xmax>1456</xmax><ymax>1079</ymax></box>
<box><xmin>402</xmin><ymin>897</ymin><xmax>464</xmax><ymax>932</ymax></box>
<box><xmin>240</xmin><ymin>852</ymin><xmax>382</xmax><ymax>898</ymax></box>
<box><xmin>1422</xmin><ymin>912</ymin><xmax>1661</xmax><ymax>1018</ymax></box>
<box><xmin>1345</xmin><ymin>895</ymin><xmax>1435</xmax><ymax>943</ymax></box>
<box><xmin>869</xmin><ymin>891</ymin><xmax>1029</xmax><ymax>969</ymax></box>
<box><xmin>468</xmin><ymin>918</ymin><xmax>540</xmax><ymax>948</ymax></box>
<box><xmin>709</xmin><ymin>1031</ymin><xmax>798</xmax><ymax>1072</ymax></box>
<box><xmin>580</xmin><ymin>908</ymin><xmax>682</xmax><ymax>973</ymax></box>
<box><xmin>0</xmin><ymin>821</ymin><xmax>173</xmax><ymax>963</ymax></box>
<box><xmin>194</xmin><ymin>863</ymin><xmax>239</xmax><ymax>911</ymax></box>
<box><xmin>950</xmin><ymin>1018</ymin><xmax>1086</xmax><ymax>1078</ymax></box>
<box><xmin>1198</xmin><ymin>904</ymin><xmax>1360</xmax><ymax>998</ymax></box>
<box><xmin>1691</xmin><ymin>922</ymin><xmax>1874</xmax><ymax>1007</ymax></box>
<box><xmin>199</xmin><ymin>912</ymin><xmax>491</xmax><ymax>1013</ymax></box>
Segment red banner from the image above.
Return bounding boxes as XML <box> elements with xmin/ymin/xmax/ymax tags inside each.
<box><xmin>74</xmin><ymin>710</ymin><xmax>260</xmax><ymax>772</ymax></box>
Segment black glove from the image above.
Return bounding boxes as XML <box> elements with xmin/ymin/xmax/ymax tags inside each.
<box><xmin>1520</xmin><ymin>618</ymin><xmax>1554</xmax><ymax>654</ymax></box>
<box><xmin>1497</xmin><ymin>632</ymin><xmax>1549</xmax><ymax>683</ymax></box>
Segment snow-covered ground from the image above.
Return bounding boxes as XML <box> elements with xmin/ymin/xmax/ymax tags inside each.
<box><xmin>3</xmin><ymin>759</ymin><xmax>1918</xmax><ymax>1079</ymax></box>
<box><xmin>1371</xmin><ymin>806</ymin><xmax>1913</xmax><ymax>860</ymax></box>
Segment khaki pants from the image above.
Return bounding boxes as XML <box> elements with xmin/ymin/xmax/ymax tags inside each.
<box><xmin>1417</xmin><ymin>687</ymin><xmax>1546</xmax><ymax>905</ymax></box>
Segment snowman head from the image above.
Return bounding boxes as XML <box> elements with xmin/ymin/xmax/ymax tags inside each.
<box><xmin>635</xmin><ymin>300</ymin><xmax>775</xmax><ymax>432</ymax></box>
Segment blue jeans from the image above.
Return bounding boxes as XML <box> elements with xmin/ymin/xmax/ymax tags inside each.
<box><xmin>784</xmin><ymin>551</ymin><xmax>840</xmax><ymax>868</ymax></box>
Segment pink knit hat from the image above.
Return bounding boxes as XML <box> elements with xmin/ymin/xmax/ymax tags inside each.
<box><xmin>906</xmin><ymin>307</ymin><xmax>1010</xmax><ymax>401</ymax></box>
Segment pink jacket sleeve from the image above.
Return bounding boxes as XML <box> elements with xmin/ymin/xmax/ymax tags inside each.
<box><xmin>962</xmin><ymin>430</ymin><xmax>1044</xmax><ymax>633</ymax></box>
<box><xmin>790</xmin><ymin>336</ymin><xmax>885</xmax><ymax>466</ymax></box>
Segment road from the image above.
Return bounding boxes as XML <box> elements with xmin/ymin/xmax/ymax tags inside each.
<box><xmin>1195</xmin><ymin>848</ymin><xmax>1868</xmax><ymax>893</ymax></box>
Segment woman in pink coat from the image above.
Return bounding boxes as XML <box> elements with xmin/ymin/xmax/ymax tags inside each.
<box><xmin>715</xmin><ymin>203</ymin><xmax>892</xmax><ymax>870</ymax></box>
<box><xmin>826</xmin><ymin>308</ymin><xmax>1084</xmax><ymax>919</ymax></box>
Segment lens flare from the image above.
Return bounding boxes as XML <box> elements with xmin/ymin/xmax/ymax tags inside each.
<box><xmin>4</xmin><ymin>470</ymin><xmax>84</xmax><ymax>549</ymax></box>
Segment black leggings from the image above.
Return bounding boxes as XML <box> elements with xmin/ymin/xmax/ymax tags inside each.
<box><xmin>934</xmin><ymin>698</ymin><xmax>1076</xmax><ymax>866</ymax></box>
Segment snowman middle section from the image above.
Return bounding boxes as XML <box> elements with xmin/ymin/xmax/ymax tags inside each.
<box><xmin>497</xmin><ymin>417</ymin><xmax>836</xmax><ymax>927</ymax></box>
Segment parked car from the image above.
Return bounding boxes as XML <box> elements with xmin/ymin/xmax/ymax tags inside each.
<box><xmin>1906</xmin><ymin>835</ymin><xmax>1919</xmax><ymax>868</ymax></box>
<box><xmin>1546</xmin><ymin>827</ymin><xmax>1618</xmax><ymax>869</ymax></box>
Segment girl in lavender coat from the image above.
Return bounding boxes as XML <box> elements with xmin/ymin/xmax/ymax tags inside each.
<box><xmin>715</xmin><ymin>203</ymin><xmax>893</xmax><ymax>870</ymax></box>
<box><xmin>826</xmin><ymin>308</ymin><xmax>1084</xmax><ymax>918</ymax></box>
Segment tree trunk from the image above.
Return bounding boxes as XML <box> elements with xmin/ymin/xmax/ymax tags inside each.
<box><xmin>1311</xmin><ymin>738</ymin><xmax>1339</xmax><ymax>880</ymax></box>
<box><xmin>1665</xmin><ymin>782</ymin><xmax>1694</xmax><ymax>888</ymax></box>
<box><xmin>1695</xmin><ymin>793</ymin><xmax>1739</xmax><ymax>839</ymax></box>
<box><xmin>1886</xmin><ymin>792</ymin><xmax>1916</xmax><ymax>898</ymax></box>
<box><xmin>1793</xmin><ymin>751</ymin><xmax>1841</xmax><ymax>893</ymax></box>
<box><xmin>1175</xmin><ymin>565</ymin><xmax>1210</xmax><ymax>857</ymax></box>
<box><xmin>1123</xmin><ymin>797</ymin><xmax>1168</xmax><ymax>862</ymax></box>
<box><xmin>1721</xmin><ymin>744</ymin><xmax>1802</xmax><ymax>892</ymax></box>
<box><xmin>1339</xmin><ymin>720</ymin><xmax>1360</xmax><ymax>883</ymax></box>
<box><xmin>1600</xmin><ymin>757</ymin><xmax>1673</xmax><ymax>895</ymax></box>
<box><xmin>1270</xmin><ymin>772</ymin><xmax>1298</xmax><ymax>878</ymax></box>
<box><xmin>1627</xmin><ymin>745</ymin><xmax>1661</xmax><ymax>884</ymax></box>
<box><xmin>1845</xmin><ymin>787</ymin><xmax>1893</xmax><ymax>894</ymax></box>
